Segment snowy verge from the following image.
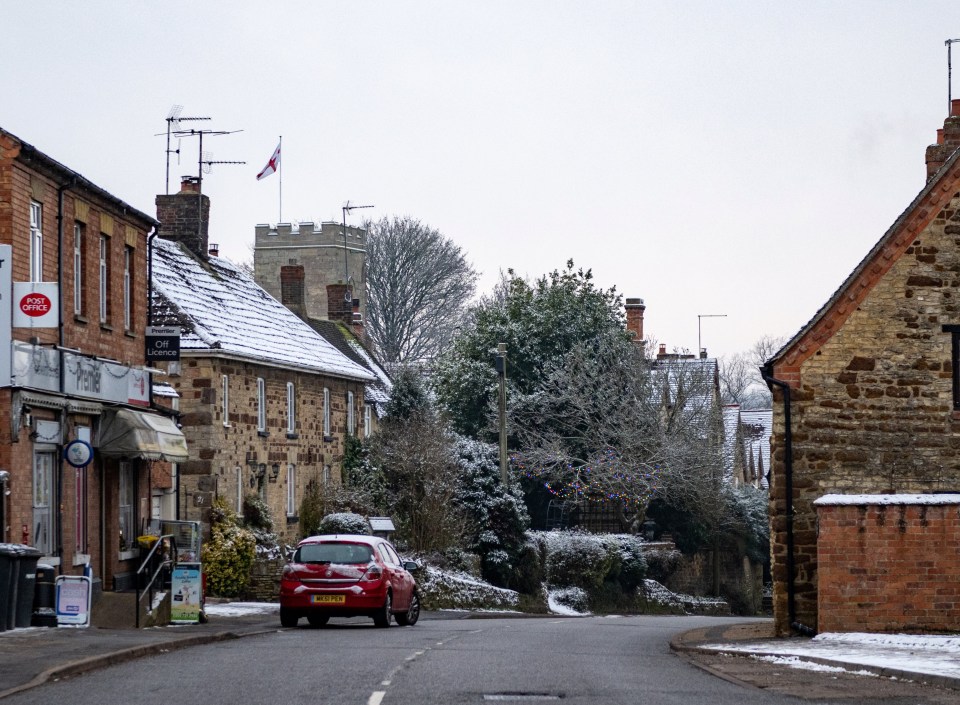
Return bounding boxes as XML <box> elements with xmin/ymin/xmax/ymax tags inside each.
<box><xmin>417</xmin><ymin>565</ymin><xmax>520</xmax><ymax>611</ymax></box>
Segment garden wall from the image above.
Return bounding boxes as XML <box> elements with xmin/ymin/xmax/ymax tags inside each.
<box><xmin>815</xmin><ymin>494</ymin><xmax>960</xmax><ymax>633</ymax></box>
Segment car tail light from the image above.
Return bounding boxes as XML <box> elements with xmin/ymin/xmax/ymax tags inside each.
<box><xmin>281</xmin><ymin>565</ymin><xmax>300</xmax><ymax>582</ymax></box>
<box><xmin>361</xmin><ymin>563</ymin><xmax>382</xmax><ymax>581</ymax></box>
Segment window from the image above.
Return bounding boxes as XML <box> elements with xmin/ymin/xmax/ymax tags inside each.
<box><xmin>323</xmin><ymin>387</ymin><xmax>331</xmax><ymax>437</ymax></box>
<box><xmin>364</xmin><ymin>404</ymin><xmax>372</xmax><ymax>439</ymax></box>
<box><xmin>123</xmin><ymin>246</ymin><xmax>133</xmax><ymax>331</ymax></box>
<box><xmin>29</xmin><ymin>201</ymin><xmax>43</xmax><ymax>282</ymax></box>
<box><xmin>118</xmin><ymin>462</ymin><xmax>135</xmax><ymax>553</ymax></box>
<box><xmin>73</xmin><ymin>222</ymin><xmax>84</xmax><ymax>316</ymax></box>
<box><xmin>286</xmin><ymin>382</ymin><xmax>296</xmax><ymax>434</ymax></box>
<box><xmin>286</xmin><ymin>464</ymin><xmax>296</xmax><ymax>516</ymax></box>
<box><xmin>323</xmin><ymin>465</ymin><xmax>331</xmax><ymax>485</ymax></box>
<box><xmin>347</xmin><ymin>391</ymin><xmax>355</xmax><ymax>435</ymax></box>
<box><xmin>236</xmin><ymin>467</ymin><xmax>243</xmax><ymax>513</ymax></box>
<box><xmin>946</xmin><ymin>325</ymin><xmax>960</xmax><ymax>410</ymax></box>
<box><xmin>99</xmin><ymin>235</ymin><xmax>110</xmax><ymax>324</ymax></box>
<box><xmin>75</xmin><ymin>466</ymin><xmax>88</xmax><ymax>554</ymax></box>
<box><xmin>32</xmin><ymin>451</ymin><xmax>55</xmax><ymax>555</ymax></box>
<box><xmin>221</xmin><ymin>375</ymin><xmax>230</xmax><ymax>427</ymax></box>
<box><xmin>257</xmin><ymin>377</ymin><xmax>266</xmax><ymax>432</ymax></box>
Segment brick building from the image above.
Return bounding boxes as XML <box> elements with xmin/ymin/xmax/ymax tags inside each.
<box><xmin>0</xmin><ymin>127</ymin><xmax>187</xmax><ymax>593</ymax></box>
<box><xmin>763</xmin><ymin>103</ymin><xmax>960</xmax><ymax>635</ymax></box>
<box><xmin>151</xmin><ymin>179</ymin><xmax>375</xmax><ymax>542</ymax></box>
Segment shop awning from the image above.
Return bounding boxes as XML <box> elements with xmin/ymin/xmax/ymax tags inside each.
<box><xmin>98</xmin><ymin>409</ymin><xmax>189</xmax><ymax>462</ymax></box>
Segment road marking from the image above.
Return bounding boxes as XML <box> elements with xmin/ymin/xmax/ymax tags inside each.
<box><xmin>381</xmin><ymin>680</ymin><xmax>391</xmax><ymax>686</ymax></box>
<box><xmin>368</xmin><ymin>691</ymin><xmax>386</xmax><ymax>705</ymax></box>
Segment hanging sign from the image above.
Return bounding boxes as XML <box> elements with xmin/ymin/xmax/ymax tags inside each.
<box><xmin>64</xmin><ymin>440</ymin><xmax>93</xmax><ymax>468</ymax></box>
<box><xmin>145</xmin><ymin>325</ymin><xmax>181</xmax><ymax>362</ymax></box>
<box><xmin>12</xmin><ymin>282</ymin><xmax>59</xmax><ymax>328</ymax></box>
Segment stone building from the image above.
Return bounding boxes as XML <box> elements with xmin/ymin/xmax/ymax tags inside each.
<box><xmin>151</xmin><ymin>179</ymin><xmax>375</xmax><ymax>542</ymax></box>
<box><xmin>763</xmin><ymin>103</ymin><xmax>960</xmax><ymax>635</ymax></box>
<box><xmin>0</xmin><ymin>127</ymin><xmax>187</xmax><ymax>593</ymax></box>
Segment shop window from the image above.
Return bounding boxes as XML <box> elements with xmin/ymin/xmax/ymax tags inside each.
<box><xmin>32</xmin><ymin>451</ymin><xmax>55</xmax><ymax>555</ymax></box>
<box><xmin>118</xmin><ymin>462</ymin><xmax>135</xmax><ymax>554</ymax></box>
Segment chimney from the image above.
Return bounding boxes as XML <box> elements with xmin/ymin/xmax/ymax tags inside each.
<box><xmin>155</xmin><ymin>176</ymin><xmax>210</xmax><ymax>260</ymax></box>
<box><xmin>625</xmin><ymin>298</ymin><xmax>645</xmax><ymax>343</ymax></box>
<box><xmin>281</xmin><ymin>265</ymin><xmax>306</xmax><ymax>319</ymax></box>
<box><xmin>326</xmin><ymin>284</ymin><xmax>353</xmax><ymax>325</ymax></box>
<box><xmin>700</xmin><ymin>348</ymin><xmax>708</xmax><ymax>359</ymax></box>
<box><xmin>657</xmin><ymin>343</ymin><xmax>667</xmax><ymax>358</ymax></box>
<box><xmin>351</xmin><ymin>297</ymin><xmax>366</xmax><ymax>342</ymax></box>
<box><xmin>925</xmin><ymin>100</ymin><xmax>960</xmax><ymax>180</ymax></box>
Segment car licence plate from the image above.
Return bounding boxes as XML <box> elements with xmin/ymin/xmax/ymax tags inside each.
<box><xmin>311</xmin><ymin>594</ymin><xmax>345</xmax><ymax>604</ymax></box>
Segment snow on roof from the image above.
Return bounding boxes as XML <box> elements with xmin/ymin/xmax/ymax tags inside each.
<box><xmin>301</xmin><ymin>318</ymin><xmax>392</xmax><ymax>408</ymax></box>
<box><xmin>150</xmin><ymin>239</ymin><xmax>374</xmax><ymax>381</ymax></box>
<box><xmin>815</xmin><ymin>493</ymin><xmax>960</xmax><ymax>506</ymax></box>
<box><xmin>152</xmin><ymin>382</ymin><xmax>179</xmax><ymax>398</ymax></box>
<box><xmin>739</xmin><ymin>408</ymin><xmax>771</xmax><ymax>487</ymax></box>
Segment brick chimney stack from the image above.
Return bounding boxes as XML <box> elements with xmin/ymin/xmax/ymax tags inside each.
<box><xmin>281</xmin><ymin>265</ymin><xmax>307</xmax><ymax>319</ymax></box>
<box><xmin>925</xmin><ymin>100</ymin><xmax>960</xmax><ymax>180</ymax></box>
<box><xmin>155</xmin><ymin>176</ymin><xmax>210</xmax><ymax>260</ymax></box>
<box><xmin>326</xmin><ymin>284</ymin><xmax>353</xmax><ymax>325</ymax></box>
<box><xmin>625</xmin><ymin>298</ymin><xmax>645</xmax><ymax>343</ymax></box>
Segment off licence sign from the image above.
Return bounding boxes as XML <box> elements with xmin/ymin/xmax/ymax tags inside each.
<box><xmin>145</xmin><ymin>325</ymin><xmax>181</xmax><ymax>361</ymax></box>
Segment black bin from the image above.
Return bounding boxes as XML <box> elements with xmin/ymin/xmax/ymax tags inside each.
<box><xmin>0</xmin><ymin>544</ymin><xmax>20</xmax><ymax>632</ymax></box>
<box><xmin>32</xmin><ymin>563</ymin><xmax>57</xmax><ymax>627</ymax></box>
<box><xmin>12</xmin><ymin>546</ymin><xmax>41</xmax><ymax>629</ymax></box>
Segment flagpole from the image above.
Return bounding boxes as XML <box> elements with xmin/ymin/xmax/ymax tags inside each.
<box><xmin>278</xmin><ymin>135</ymin><xmax>283</xmax><ymax>222</ymax></box>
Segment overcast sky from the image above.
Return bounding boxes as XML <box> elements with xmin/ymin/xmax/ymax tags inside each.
<box><xmin>3</xmin><ymin>1</ymin><xmax>958</xmax><ymax>359</ymax></box>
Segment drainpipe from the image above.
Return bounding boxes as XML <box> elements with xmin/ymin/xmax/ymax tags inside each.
<box><xmin>761</xmin><ymin>365</ymin><xmax>815</xmax><ymax>636</ymax></box>
<box><xmin>56</xmin><ymin>180</ymin><xmax>75</xmax><ymax>573</ymax></box>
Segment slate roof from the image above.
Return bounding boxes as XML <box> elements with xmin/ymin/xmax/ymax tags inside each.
<box><xmin>150</xmin><ymin>238</ymin><xmax>375</xmax><ymax>381</ymax></box>
<box><xmin>304</xmin><ymin>318</ymin><xmax>392</xmax><ymax>409</ymax></box>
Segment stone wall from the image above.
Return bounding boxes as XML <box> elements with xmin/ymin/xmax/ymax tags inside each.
<box><xmin>243</xmin><ymin>556</ymin><xmax>285</xmax><ymax>602</ymax></box>
<box><xmin>769</xmin><ymin>189</ymin><xmax>960</xmax><ymax>634</ymax></box>
<box><xmin>816</xmin><ymin>496</ymin><xmax>960</xmax><ymax>633</ymax></box>
<box><xmin>661</xmin><ymin>548</ymin><xmax>764</xmax><ymax>615</ymax></box>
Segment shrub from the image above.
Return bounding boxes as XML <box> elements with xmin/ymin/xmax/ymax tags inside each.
<box><xmin>550</xmin><ymin>586</ymin><xmax>589</xmax><ymax>613</ymax></box>
<box><xmin>317</xmin><ymin>512</ymin><xmax>371</xmax><ymax>535</ymax></box>
<box><xmin>544</xmin><ymin>531</ymin><xmax>614</xmax><ymax>591</ymax></box>
<box><xmin>605</xmin><ymin>535</ymin><xmax>647</xmax><ymax>592</ymax></box>
<box><xmin>202</xmin><ymin>499</ymin><xmax>256</xmax><ymax>597</ymax></box>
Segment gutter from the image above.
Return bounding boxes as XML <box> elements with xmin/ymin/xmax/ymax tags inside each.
<box><xmin>761</xmin><ymin>365</ymin><xmax>815</xmax><ymax>637</ymax></box>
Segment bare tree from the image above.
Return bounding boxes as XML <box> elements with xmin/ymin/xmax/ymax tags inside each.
<box><xmin>719</xmin><ymin>334</ymin><xmax>788</xmax><ymax>409</ymax></box>
<box><xmin>365</xmin><ymin>216</ymin><xmax>478</xmax><ymax>364</ymax></box>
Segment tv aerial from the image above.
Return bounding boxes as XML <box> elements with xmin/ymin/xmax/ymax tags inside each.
<box><xmin>157</xmin><ymin>105</ymin><xmax>211</xmax><ymax>194</ymax></box>
<box><xmin>173</xmin><ymin>126</ymin><xmax>245</xmax><ymax>241</ymax></box>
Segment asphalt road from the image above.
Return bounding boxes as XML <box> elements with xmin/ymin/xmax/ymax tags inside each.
<box><xmin>1</xmin><ymin>615</ymin><xmax>955</xmax><ymax>705</ymax></box>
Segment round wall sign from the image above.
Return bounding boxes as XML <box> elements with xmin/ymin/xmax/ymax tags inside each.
<box><xmin>19</xmin><ymin>293</ymin><xmax>52</xmax><ymax>317</ymax></box>
<box><xmin>64</xmin><ymin>440</ymin><xmax>93</xmax><ymax>468</ymax></box>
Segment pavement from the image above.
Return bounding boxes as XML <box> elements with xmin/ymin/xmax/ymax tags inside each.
<box><xmin>0</xmin><ymin>607</ymin><xmax>957</xmax><ymax>700</ymax></box>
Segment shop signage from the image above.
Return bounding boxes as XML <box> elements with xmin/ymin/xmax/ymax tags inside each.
<box><xmin>0</xmin><ymin>245</ymin><xmax>10</xmax><ymax>388</ymax></box>
<box><xmin>11</xmin><ymin>341</ymin><xmax>60</xmax><ymax>392</ymax></box>
<box><xmin>145</xmin><ymin>325</ymin><xmax>181</xmax><ymax>362</ymax></box>
<box><xmin>12</xmin><ymin>282</ymin><xmax>59</xmax><ymax>328</ymax></box>
<box><xmin>170</xmin><ymin>563</ymin><xmax>203</xmax><ymax>624</ymax></box>
<box><xmin>64</xmin><ymin>440</ymin><xmax>94</xmax><ymax>468</ymax></box>
<box><xmin>62</xmin><ymin>351</ymin><xmax>149</xmax><ymax>407</ymax></box>
<box><xmin>56</xmin><ymin>575</ymin><xmax>92</xmax><ymax>627</ymax></box>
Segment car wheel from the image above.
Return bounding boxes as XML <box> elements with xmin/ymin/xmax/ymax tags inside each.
<box><xmin>280</xmin><ymin>607</ymin><xmax>299</xmax><ymax>628</ymax></box>
<box><xmin>395</xmin><ymin>590</ymin><xmax>420</xmax><ymax>626</ymax></box>
<box><xmin>307</xmin><ymin>614</ymin><xmax>329</xmax><ymax>628</ymax></box>
<box><xmin>373</xmin><ymin>592</ymin><xmax>392</xmax><ymax>628</ymax></box>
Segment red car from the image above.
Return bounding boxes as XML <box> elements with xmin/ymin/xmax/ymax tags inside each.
<box><xmin>279</xmin><ymin>535</ymin><xmax>420</xmax><ymax>628</ymax></box>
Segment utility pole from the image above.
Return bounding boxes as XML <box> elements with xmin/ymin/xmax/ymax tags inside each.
<box><xmin>495</xmin><ymin>343</ymin><xmax>508</xmax><ymax>484</ymax></box>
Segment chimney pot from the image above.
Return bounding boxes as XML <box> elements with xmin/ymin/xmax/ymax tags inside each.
<box><xmin>208</xmin><ymin>243</ymin><xmax>219</xmax><ymax>257</ymax></box>
<box><xmin>658</xmin><ymin>343</ymin><xmax>666</xmax><ymax>356</ymax></box>
<box><xmin>625</xmin><ymin>297</ymin><xmax>646</xmax><ymax>343</ymax></box>
<box><xmin>700</xmin><ymin>348</ymin><xmax>707</xmax><ymax>359</ymax></box>
<box><xmin>952</xmin><ymin>99</ymin><xmax>960</xmax><ymax>118</ymax></box>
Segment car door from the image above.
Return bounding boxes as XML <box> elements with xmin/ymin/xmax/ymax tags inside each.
<box><xmin>378</xmin><ymin>542</ymin><xmax>412</xmax><ymax>609</ymax></box>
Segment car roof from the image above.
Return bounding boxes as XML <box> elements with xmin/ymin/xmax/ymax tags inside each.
<box><xmin>297</xmin><ymin>534</ymin><xmax>384</xmax><ymax>547</ymax></box>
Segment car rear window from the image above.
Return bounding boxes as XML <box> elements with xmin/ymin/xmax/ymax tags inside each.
<box><xmin>297</xmin><ymin>542</ymin><xmax>374</xmax><ymax>564</ymax></box>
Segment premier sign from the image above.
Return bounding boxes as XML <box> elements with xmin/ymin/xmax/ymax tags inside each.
<box><xmin>145</xmin><ymin>325</ymin><xmax>181</xmax><ymax>361</ymax></box>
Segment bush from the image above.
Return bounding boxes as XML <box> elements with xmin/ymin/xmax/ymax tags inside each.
<box><xmin>544</xmin><ymin>531</ymin><xmax>614</xmax><ymax>591</ymax></box>
<box><xmin>317</xmin><ymin>512</ymin><xmax>371</xmax><ymax>535</ymax></box>
<box><xmin>202</xmin><ymin>499</ymin><xmax>256</xmax><ymax>597</ymax></box>
<box><xmin>605</xmin><ymin>534</ymin><xmax>647</xmax><ymax>592</ymax></box>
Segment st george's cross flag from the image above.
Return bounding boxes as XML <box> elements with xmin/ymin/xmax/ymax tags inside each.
<box><xmin>256</xmin><ymin>141</ymin><xmax>281</xmax><ymax>180</ymax></box>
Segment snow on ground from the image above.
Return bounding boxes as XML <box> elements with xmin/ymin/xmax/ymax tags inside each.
<box><xmin>701</xmin><ymin>632</ymin><xmax>960</xmax><ymax>680</ymax></box>
<box><xmin>205</xmin><ymin>601</ymin><xmax>279</xmax><ymax>617</ymax></box>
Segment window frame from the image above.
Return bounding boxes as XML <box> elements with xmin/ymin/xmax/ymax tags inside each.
<box><xmin>323</xmin><ymin>387</ymin><xmax>331</xmax><ymax>437</ymax></box>
<box><xmin>257</xmin><ymin>377</ymin><xmax>266</xmax><ymax>432</ymax></box>
<box><xmin>123</xmin><ymin>245</ymin><xmax>133</xmax><ymax>331</ymax></box>
<box><xmin>286</xmin><ymin>382</ymin><xmax>296</xmax><ymax>435</ymax></box>
<box><xmin>286</xmin><ymin>463</ymin><xmax>296</xmax><ymax>516</ymax></box>
<box><xmin>222</xmin><ymin>374</ymin><xmax>230</xmax><ymax>427</ymax></box>
<box><xmin>73</xmin><ymin>222</ymin><xmax>84</xmax><ymax>316</ymax></box>
<box><xmin>99</xmin><ymin>234</ymin><xmax>110</xmax><ymax>324</ymax></box>
<box><xmin>32</xmin><ymin>450</ymin><xmax>56</xmax><ymax>555</ymax></box>
<box><xmin>347</xmin><ymin>391</ymin><xmax>355</xmax><ymax>435</ymax></box>
<box><xmin>364</xmin><ymin>404</ymin><xmax>372</xmax><ymax>439</ymax></box>
<box><xmin>29</xmin><ymin>201</ymin><xmax>43</xmax><ymax>282</ymax></box>
<box><xmin>118</xmin><ymin>461</ymin><xmax>135</xmax><ymax>556</ymax></box>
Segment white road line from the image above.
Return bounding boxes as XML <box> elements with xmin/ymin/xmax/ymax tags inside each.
<box><xmin>368</xmin><ymin>691</ymin><xmax>386</xmax><ymax>705</ymax></box>
<box><xmin>381</xmin><ymin>680</ymin><xmax>391</xmax><ymax>686</ymax></box>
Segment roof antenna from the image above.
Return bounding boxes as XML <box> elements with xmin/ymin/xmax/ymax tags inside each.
<box><xmin>157</xmin><ymin>105</ymin><xmax>211</xmax><ymax>195</ymax></box>
<box><xmin>947</xmin><ymin>40</ymin><xmax>960</xmax><ymax>114</ymax></box>
<box><xmin>173</xmin><ymin>127</ymin><xmax>245</xmax><ymax>244</ymax></box>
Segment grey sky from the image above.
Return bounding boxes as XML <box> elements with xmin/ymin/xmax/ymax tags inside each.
<box><xmin>2</xmin><ymin>1</ymin><xmax>957</xmax><ymax>359</ymax></box>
